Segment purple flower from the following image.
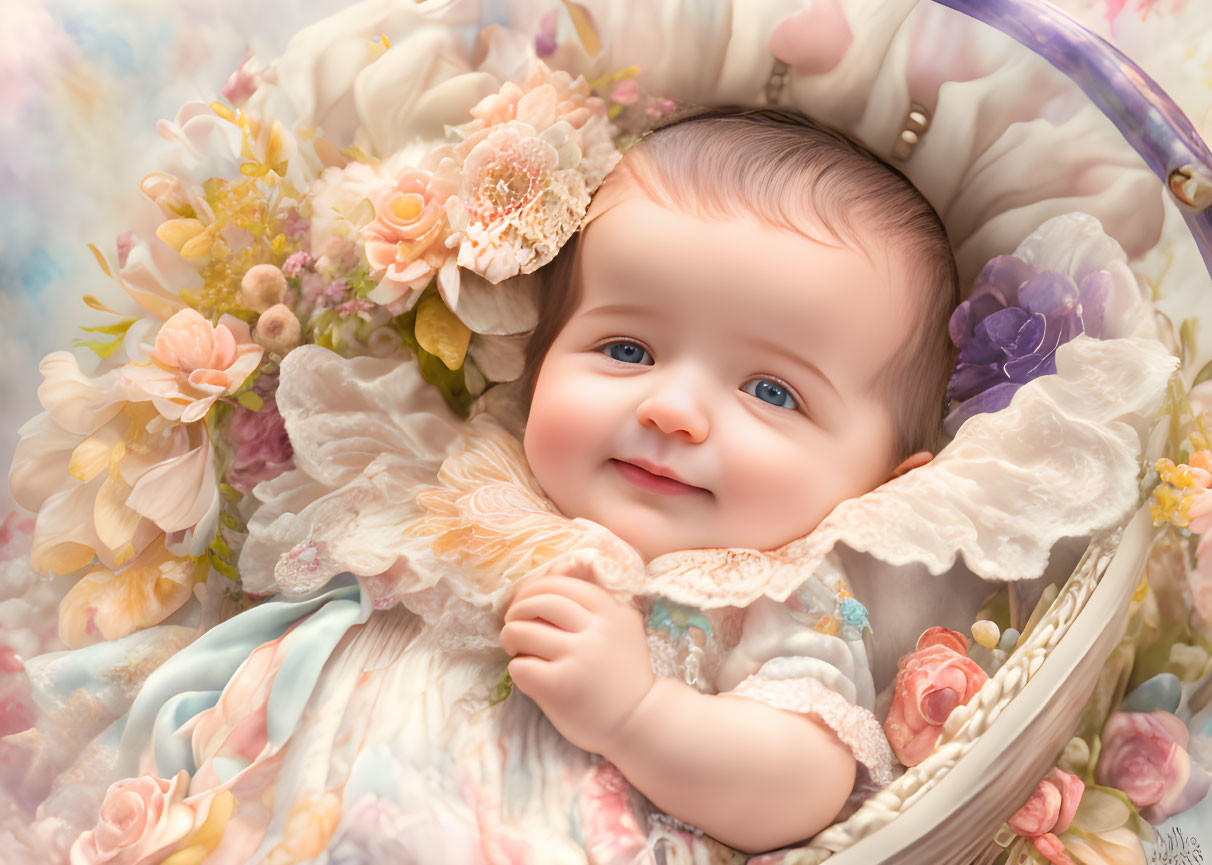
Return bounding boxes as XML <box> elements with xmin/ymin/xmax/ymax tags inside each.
<box><xmin>945</xmin><ymin>255</ymin><xmax>1109</xmax><ymax>434</ymax></box>
<box><xmin>225</xmin><ymin>375</ymin><xmax>294</xmax><ymax>495</ymax></box>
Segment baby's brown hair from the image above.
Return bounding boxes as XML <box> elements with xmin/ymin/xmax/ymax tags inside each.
<box><xmin>524</xmin><ymin>107</ymin><xmax>960</xmax><ymax>461</ymax></box>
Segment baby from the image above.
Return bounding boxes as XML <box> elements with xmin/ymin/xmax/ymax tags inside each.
<box><xmin>62</xmin><ymin>108</ymin><xmax>962</xmax><ymax>865</ymax></box>
<box><xmin>500</xmin><ymin>107</ymin><xmax>959</xmax><ymax>852</ymax></box>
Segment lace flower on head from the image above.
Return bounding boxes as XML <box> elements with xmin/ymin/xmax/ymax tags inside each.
<box><xmin>445</xmin><ymin>64</ymin><xmax>621</xmax><ymax>286</ymax></box>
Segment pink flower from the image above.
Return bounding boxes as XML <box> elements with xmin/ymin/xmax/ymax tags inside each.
<box><xmin>610</xmin><ymin>79</ymin><xmax>639</xmax><ymax>106</ymax></box>
<box><xmin>69</xmin><ymin>772</ymin><xmax>199</xmax><ymax>865</ymax></box>
<box><xmin>225</xmin><ymin>376</ymin><xmax>293</xmax><ymax>495</ymax></box>
<box><xmin>363</xmin><ymin>167</ymin><xmax>458</xmax><ymax>312</ymax></box>
<box><xmin>883</xmin><ymin>627</ymin><xmax>989</xmax><ymax>766</ymax></box>
<box><xmin>1183</xmin><ymin>450</ymin><xmax>1212</xmax><ymax>622</ymax></box>
<box><xmin>0</xmin><ymin>646</ymin><xmax>35</xmax><ymax>737</ymax></box>
<box><xmin>222</xmin><ymin>50</ymin><xmax>259</xmax><ymax>107</ymax></box>
<box><xmin>1095</xmin><ymin>711</ymin><xmax>1212</xmax><ymax>823</ymax></box>
<box><xmin>123</xmin><ymin>308</ymin><xmax>264</xmax><ymax>423</ymax></box>
<box><xmin>1007</xmin><ymin>768</ymin><xmax>1084</xmax><ymax>865</ymax></box>
<box><xmin>0</xmin><ymin>511</ymin><xmax>35</xmax><ymax>563</ymax></box>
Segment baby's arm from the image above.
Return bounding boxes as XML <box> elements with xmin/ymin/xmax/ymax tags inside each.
<box><xmin>500</xmin><ymin>570</ymin><xmax>857</xmax><ymax>854</ymax></box>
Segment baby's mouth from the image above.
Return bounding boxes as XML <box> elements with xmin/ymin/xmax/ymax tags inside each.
<box><xmin>610</xmin><ymin>459</ymin><xmax>708</xmax><ymax>497</ymax></box>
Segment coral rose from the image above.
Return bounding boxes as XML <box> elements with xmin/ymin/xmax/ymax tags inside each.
<box><xmin>883</xmin><ymin>627</ymin><xmax>989</xmax><ymax>766</ymax></box>
<box><xmin>1007</xmin><ymin>768</ymin><xmax>1084</xmax><ymax>865</ymax></box>
<box><xmin>1009</xmin><ymin>768</ymin><xmax>1084</xmax><ymax>837</ymax></box>
<box><xmin>1095</xmin><ymin>711</ymin><xmax>1212</xmax><ymax>824</ymax></box>
<box><xmin>70</xmin><ymin>772</ymin><xmax>198</xmax><ymax>865</ymax></box>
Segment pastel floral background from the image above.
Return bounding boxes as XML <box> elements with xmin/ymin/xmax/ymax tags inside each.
<box><xmin>3</xmin><ymin>0</ymin><xmax>1212</xmax><ymax>860</ymax></box>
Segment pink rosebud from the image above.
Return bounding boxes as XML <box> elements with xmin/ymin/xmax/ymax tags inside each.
<box><xmin>535</xmin><ymin>10</ymin><xmax>558</xmax><ymax>57</ymax></box>
<box><xmin>116</xmin><ymin>232</ymin><xmax>135</xmax><ymax>269</ymax></box>
<box><xmin>1008</xmin><ymin>768</ymin><xmax>1085</xmax><ymax>837</ymax></box>
<box><xmin>610</xmin><ymin>79</ymin><xmax>639</xmax><ymax>106</ymax></box>
<box><xmin>1095</xmin><ymin>711</ymin><xmax>1212</xmax><ymax>824</ymax></box>
<box><xmin>1032</xmin><ymin>831</ymin><xmax>1078</xmax><ymax>865</ymax></box>
<box><xmin>883</xmin><ymin>627</ymin><xmax>988</xmax><ymax>766</ymax></box>
<box><xmin>222</xmin><ymin>50</ymin><xmax>258</xmax><ymax>107</ymax></box>
<box><xmin>644</xmin><ymin>97</ymin><xmax>676</xmax><ymax>118</ymax></box>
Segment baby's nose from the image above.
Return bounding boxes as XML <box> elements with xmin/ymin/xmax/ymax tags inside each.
<box><xmin>635</xmin><ymin>377</ymin><xmax>710</xmax><ymax>443</ymax></box>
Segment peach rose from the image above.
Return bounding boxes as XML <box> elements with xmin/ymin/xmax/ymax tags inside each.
<box><xmin>122</xmin><ymin>308</ymin><xmax>263</xmax><ymax>423</ymax></box>
<box><xmin>70</xmin><ymin>772</ymin><xmax>197</xmax><ymax>865</ymax></box>
<box><xmin>1095</xmin><ymin>711</ymin><xmax>1212</xmax><ymax>824</ymax></box>
<box><xmin>883</xmin><ymin>627</ymin><xmax>989</xmax><ymax>766</ymax></box>
<box><xmin>363</xmin><ymin>167</ymin><xmax>458</xmax><ymax>311</ymax></box>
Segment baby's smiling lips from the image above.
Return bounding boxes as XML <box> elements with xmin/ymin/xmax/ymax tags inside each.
<box><xmin>610</xmin><ymin>459</ymin><xmax>708</xmax><ymax>496</ymax></box>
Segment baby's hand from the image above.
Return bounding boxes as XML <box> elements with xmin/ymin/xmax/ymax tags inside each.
<box><xmin>500</xmin><ymin>562</ymin><xmax>655</xmax><ymax>756</ymax></box>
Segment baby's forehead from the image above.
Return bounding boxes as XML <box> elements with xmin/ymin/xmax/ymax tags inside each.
<box><xmin>582</xmin><ymin>152</ymin><xmax>895</xmax><ymax>272</ymax></box>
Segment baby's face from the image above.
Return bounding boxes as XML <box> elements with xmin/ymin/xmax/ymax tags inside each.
<box><xmin>524</xmin><ymin>178</ymin><xmax>916</xmax><ymax>562</ymax></box>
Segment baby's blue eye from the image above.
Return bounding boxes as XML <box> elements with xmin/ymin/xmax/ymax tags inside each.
<box><xmin>600</xmin><ymin>342</ymin><xmax>653</xmax><ymax>365</ymax></box>
<box><xmin>742</xmin><ymin>379</ymin><xmax>798</xmax><ymax>409</ymax></box>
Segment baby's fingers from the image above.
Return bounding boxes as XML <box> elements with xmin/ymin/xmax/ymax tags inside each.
<box><xmin>500</xmin><ymin>619</ymin><xmax>573</xmax><ymax>660</ymax></box>
<box><xmin>503</xmin><ymin>593</ymin><xmax>591</xmax><ymax>632</ymax></box>
<box><xmin>509</xmin><ymin>574</ymin><xmax>611</xmax><ymax>612</ymax></box>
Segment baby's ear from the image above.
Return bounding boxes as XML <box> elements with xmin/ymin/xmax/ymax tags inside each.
<box><xmin>889</xmin><ymin>451</ymin><xmax>932</xmax><ymax>479</ymax></box>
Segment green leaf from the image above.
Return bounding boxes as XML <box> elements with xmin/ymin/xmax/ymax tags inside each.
<box><xmin>210</xmin><ymin>535</ymin><xmax>233</xmax><ymax>559</ymax></box>
<box><xmin>489</xmin><ymin>669</ymin><xmax>514</xmax><ymax>706</ymax></box>
<box><xmin>1193</xmin><ymin>358</ymin><xmax>1212</xmax><ymax>388</ymax></box>
<box><xmin>208</xmin><ymin>551</ymin><xmax>241</xmax><ymax>581</ymax></box>
<box><xmin>236</xmin><ymin>391</ymin><xmax>264</xmax><ymax>412</ymax></box>
<box><xmin>1179</xmin><ymin>317</ymin><xmax>1198</xmax><ymax>365</ymax></box>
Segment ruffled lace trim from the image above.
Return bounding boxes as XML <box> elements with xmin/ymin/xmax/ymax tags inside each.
<box><xmin>240</xmin><ymin>335</ymin><xmax>1172</xmax><ymax>614</ymax></box>
<box><xmin>728</xmin><ymin>674</ymin><xmax>895</xmax><ymax>790</ymax></box>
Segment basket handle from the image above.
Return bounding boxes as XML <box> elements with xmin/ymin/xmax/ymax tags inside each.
<box><xmin>933</xmin><ymin>0</ymin><xmax>1212</xmax><ymax>278</ymax></box>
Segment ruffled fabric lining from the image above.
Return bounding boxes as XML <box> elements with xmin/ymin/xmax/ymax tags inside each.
<box><xmin>239</xmin><ymin>332</ymin><xmax>1173</xmax><ymax>618</ymax></box>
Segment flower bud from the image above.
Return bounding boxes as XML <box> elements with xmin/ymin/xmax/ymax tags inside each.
<box><xmin>255</xmin><ymin>304</ymin><xmax>301</xmax><ymax>354</ymax></box>
<box><xmin>240</xmin><ymin>264</ymin><xmax>289</xmax><ymax>312</ymax></box>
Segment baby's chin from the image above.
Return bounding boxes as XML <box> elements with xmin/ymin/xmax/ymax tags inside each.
<box><xmin>611</xmin><ymin>524</ymin><xmax>817</xmax><ymax>564</ymax></box>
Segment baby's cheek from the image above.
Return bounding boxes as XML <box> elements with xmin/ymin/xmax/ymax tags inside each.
<box><xmin>524</xmin><ymin>366</ymin><xmax>598</xmax><ymax>487</ymax></box>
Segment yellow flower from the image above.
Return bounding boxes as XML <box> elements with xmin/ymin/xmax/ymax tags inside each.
<box><xmin>58</xmin><ymin>534</ymin><xmax>207</xmax><ymax>648</ymax></box>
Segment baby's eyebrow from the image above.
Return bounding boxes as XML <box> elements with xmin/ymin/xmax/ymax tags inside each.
<box><xmin>747</xmin><ymin>335</ymin><xmax>841</xmax><ymax>402</ymax></box>
<box><xmin>577</xmin><ymin>301</ymin><xmax>655</xmax><ymax>319</ymax></box>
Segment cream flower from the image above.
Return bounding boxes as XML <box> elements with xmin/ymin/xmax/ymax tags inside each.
<box><xmin>446</xmin><ymin>62</ymin><xmax>620</xmax><ymax>285</ymax></box>
<box><xmin>452</xmin><ymin>120</ymin><xmax>592</xmax><ymax>284</ymax></box>
<box><xmin>121</xmin><ymin>308</ymin><xmax>264</xmax><ymax>423</ymax></box>
<box><xmin>9</xmin><ymin>342</ymin><xmax>226</xmax><ymax>574</ymax></box>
